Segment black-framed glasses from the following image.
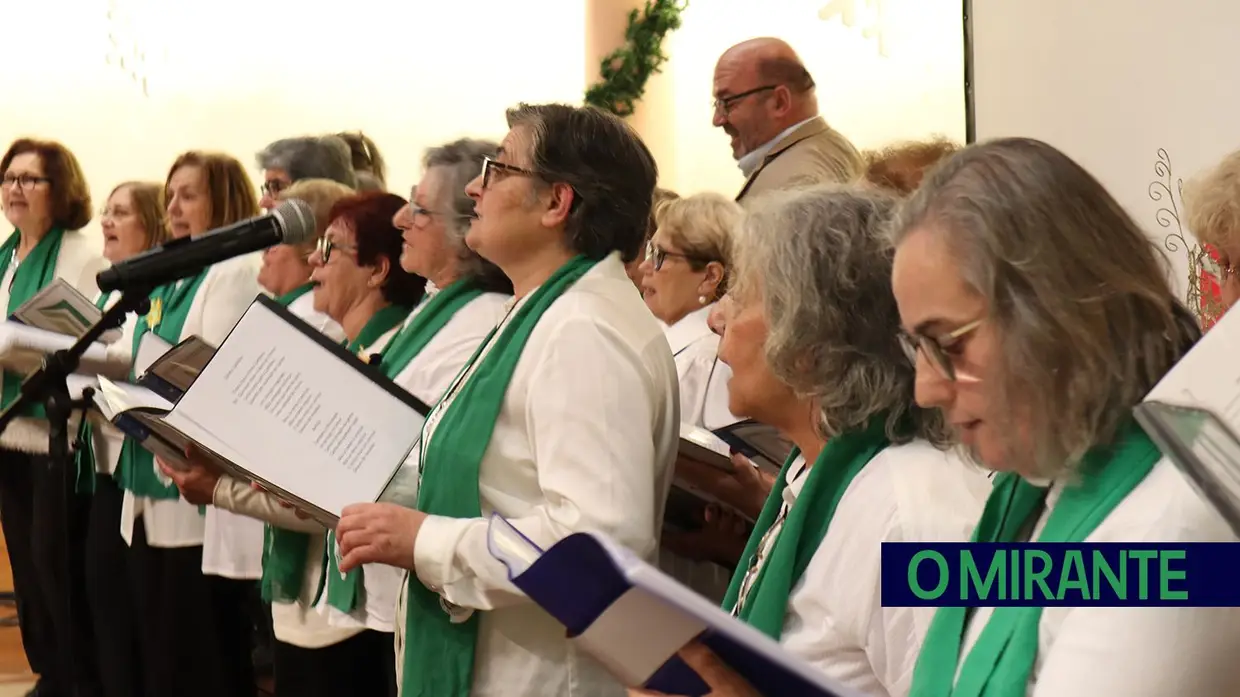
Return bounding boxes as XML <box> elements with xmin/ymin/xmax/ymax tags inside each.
<box><xmin>315</xmin><ymin>236</ymin><xmax>357</xmax><ymax>264</ymax></box>
<box><xmin>1</xmin><ymin>174</ymin><xmax>50</xmax><ymax>191</ymax></box>
<box><xmin>645</xmin><ymin>240</ymin><xmax>711</xmax><ymax>271</ymax></box>
<box><xmin>479</xmin><ymin>156</ymin><xmax>537</xmax><ymax>190</ymax></box>
<box><xmin>897</xmin><ymin>318</ymin><xmax>984</xmax><ymax>382</ymax></box>
<box><xmin>261</xmin><ymin>179</ymin><xmax>288</xmax><ymax>197</ymax></box>
<box><xmin>712</xmin><ymin>85</ymin><xmax>777</xmax><ymax>114</ymax></box>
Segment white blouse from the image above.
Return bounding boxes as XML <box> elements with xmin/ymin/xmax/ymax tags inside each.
<box><xmin>955</xmin><ymin>458</ymin><xmax>1240</xmax><ymax>697</ymax></box>
<box><xmin>664</xmin><ymin>304</ymin><xmax>737</xmax><ymax>429</ymax></box>
<box><xmin>286</xmin><ymin>288</ymin><xmax>345</xmax><ymax>344</ymax></box>
<box><xmin>315</xmin><ymin>288</ymin><xmax>510</xmax><ymax>634</ymax></box>
<box><xmin>659</xmin><ymin>304</ymin><xmax>738</xmax><ymax>601</ymax></box>
<box><xmin>118</xmin><ymin>255</ymin><xmax>262</xmax><ymax>582</ymax></box>
<box><xmin>0</xmin><ymin>230</ymin><xmax>108</xmax><ymax>454</ymax></box>
<box><xmin>776</xmin><ymin>441</ymin><xmax>991</xmax><ymax>697</ymax></box>
<box><xmin>396</xmin><ymin>254</ymin><xmax>680</xmax><ymax>697</ymax></box>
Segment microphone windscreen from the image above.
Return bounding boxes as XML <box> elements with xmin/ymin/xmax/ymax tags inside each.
<box><xmin>272</xmin><ymin>198</ymin><xmax>316</xmax><ymax>245</ymax></box>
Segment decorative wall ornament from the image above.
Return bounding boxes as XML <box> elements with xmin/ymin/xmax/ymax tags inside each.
<box><xmin>104</xmin><ymin>0</ymin><xmax>160</xmax><ymax>97</ymax></box>
<box><xmin>584</xmin><ymin>0</ymin><xmax>686</xmax><ymax>118</ymax></box>
<box><xmin>1148</xmin><ymin>148</ymin><xmax>1223</xmax><ymax>329</ymax></box>
<box><xmin>819</xmin><ymin>0</ymin><xmax>890</xmax><ymax>57</ymax></box>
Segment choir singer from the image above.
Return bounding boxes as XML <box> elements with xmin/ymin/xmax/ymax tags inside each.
<box><xmin>334</xmin><ymin>103</ymin><xmax>680</xmax><ymax>697</ymax></box>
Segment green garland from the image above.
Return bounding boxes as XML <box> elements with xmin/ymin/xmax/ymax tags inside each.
<box><xmin>585</xmin><ymin>0</ymin><xmax>687</xmax><ymax>117</ymax></box>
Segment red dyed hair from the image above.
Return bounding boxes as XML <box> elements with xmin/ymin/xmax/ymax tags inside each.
<box><xmin>327</xmin><ymin>191</ymin><xmax>425</xmax><ymax>306</ymax></box>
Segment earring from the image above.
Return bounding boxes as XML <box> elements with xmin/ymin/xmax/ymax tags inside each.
<box><xmin>698</xmin><ymin>295</ymin><xmax>708</xmax><ymax>305</ymax></box>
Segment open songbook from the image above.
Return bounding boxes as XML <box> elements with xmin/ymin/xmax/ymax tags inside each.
<box><xmin>1137</xmin><ymin>305</ymin><xmax>1240</xmax><ymax>537</ymax></box>
<box><xmin>10</xmin><ymin>278</ymin><xmax>122</xmax><ymax>343</ymax></box>
<box><xmin>486</xmin><ymin>515</ymin><xmax>861</xmax><ymax>697</ymax></box>
<box><xmin>93</xmin><ymin>295</ymin><xmax>429</xmax><ymax>526</ymax></box>
<box><xmin>678</xmin><ymin>420</ymin><xmax>791</xmax><ymax>474</ymax></box>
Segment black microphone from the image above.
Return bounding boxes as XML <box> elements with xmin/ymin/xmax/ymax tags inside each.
<box><xmin>96</xmin><ymin>198</ymin><xmax>316</xmax><ymax>293</ymax></box>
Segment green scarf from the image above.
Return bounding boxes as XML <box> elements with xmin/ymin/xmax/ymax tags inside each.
<box><xmin>319</xmin><ymin>280</ymin><xmax>486</xmax><ymax>612</ymax></box>
<box><xmin>261</xmin><ymin>301</ymin><xmax>411</xmax><ymax>604</ymax></box>
<box><xmin>72</xmin><ymin>290</ymin><xmax>113</xmax><ymax>494</ymax></box>
<box><xmin>274</xmin><ymin>282</ymin><xmax>314</xmax><ymax>307</ymax></box>
<box><xmin>402</xmin><ymin>255</ymin><xmax>597</xmax><ymax>697</ymax></box>
<box><xmin>908</xmin><ymin>420</ymin><xmax>1160</xmax><ymax>697</ymax></box>
<box><xmin>114</xmin><ymin>270</ymin><xmax>209</xmax><ymax>499</ymax></box>
<box><xmin>721</xmin><ymin>416</ymin><xmax>890</xmax><ymax>638</ymax></box>
<box><xmin>1</xmin><ymin>228</ymin><xmax>67</xmax><ymax>417</ymax></box>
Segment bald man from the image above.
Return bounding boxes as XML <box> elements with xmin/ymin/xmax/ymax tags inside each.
<box><xmin>712</xmin><ymin>38</ymin><xmax>863</xmax><ymax>203</ymax></box>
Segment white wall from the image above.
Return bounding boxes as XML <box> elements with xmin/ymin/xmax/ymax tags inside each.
<box><xmin>657</xmin><ymin>0</ymin><xmax>967</xmax><ymax>195</ymax></box>
<box><xmin>3</xmin><ymin>0</ymin><xmax>586</xmax><ymax>241</ymax></box>
<box><xmin>971</xmin><ymin>0</ymin><xmax>1238</xmax><ymax>303</ymax></box>
<box><xmin>4</xmin><ymin>0</ymin><xmax>965</xmax><ymax>241</ymax></box>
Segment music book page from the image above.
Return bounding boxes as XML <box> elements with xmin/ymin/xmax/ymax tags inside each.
<box><xmin>159</xmin><ymin>296</ymin><xmax>428</xmax><ymax>523</ymax></box>
<box><xmin>0</xmin><ymin>321</ymin><xmax>123</xmax><ymax>378</ymax></box>
<box><xmin>10</xmin><ymin>278</ymin><xmax>122</xmax><ymax>343</ymax></box>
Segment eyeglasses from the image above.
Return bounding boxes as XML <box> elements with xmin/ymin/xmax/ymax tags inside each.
<box><xmin>100</xmin><ymin>206</ymin><xmax>134</xmax><ymax>220</ymax></box>
<box><xmin>897</xmin><ymin>318</ymin><xmax>984</xmax><ymax>382</ymax></box>
<box><xmin>479</xmin><ymin>156</ymin><xmax>537</xmax><ymax>190</ymax></box>
<box><xmin>407</xmin><ymin>205</ymin><xmax>472</xmax><ymax>230</ymax></box>
<box><xmin>315</xmin><ymin>236</ymin><xmax>357</xmax><ymax>264</ymax></box>
<box><xmin>1</xmin><ymin>174</ymin><xmax>50</xmax><ymax>191</ymax></box>
<box><xmin>645</xmin><ymin>240</ymin><xmax>709</xmax><ymax>271</ymax></box>
<box><xmin>712</xmin><ymin>85</ymin><xmax>777</xmax><ymax>114</ymax></box>
<box><xmin>261</xmin><ymin>179</ymin><xmax>288</xmax><ymax>197</ymax></box>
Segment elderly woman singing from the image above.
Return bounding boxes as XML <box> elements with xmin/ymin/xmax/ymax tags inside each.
<box><xmin>638</xmin><ymin>184</ymin><xmax>989</xmax><ymax>697</ymax></box>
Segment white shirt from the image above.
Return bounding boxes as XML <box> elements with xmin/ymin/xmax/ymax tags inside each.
<box><xmin>315</xmin><ymin>288</ymin><xmax>510</xmax><ymax>634</ymax></box>
<box><xmin>776</xmin><ymin>441</ymin><xmax>991</xmax><ymax>697</ymax></box>
<box><xmin>664</xmin><ymin>304</ymin><xmax>736</xmax><ymax>429</ymax></box>
<box><xmin>0</xmin><ymin>230</ymin><xmax>108</xmax><ymax>454</ymax></box>
<box><xmin>396</xmin><ymin>254</ymin><xmax>680</xmax><ymax>697</ymax></box>
<box><xmin>956</xmin><ymin>457</ymin><xmax>1240</xmax><ymax>697</ymax></box>
<box><xmin>658</xmin><ymin>304</ymin><xmax>737</xmax><ymax>601</ymax></box>
<box><xmin>119</xmin><ymin>255</ymin><xmax>262</xmax><ymax>581</ymax></box>
<box><xmin>286</xmin><ymin>288</ymin><xmax>345</xmax><ymax>344</ymax></box>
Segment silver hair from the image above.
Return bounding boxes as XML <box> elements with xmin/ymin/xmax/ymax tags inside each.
<box><xmin>422</xmin><ymin>138</ymin><xmax>511</xmax><ymax>293</ymax></box>
<box><xmin>734</xmin><ymin>184</ymin><xmax>950</xmax><ymax>446</ymax></box>
<box><xmin>255</xmin><ymin>135</ymin><xmax>357</xmax><ymax>189</ymax></box>
<box><xmin>890</xmin><ymin>137</ymin><xmax>1201</xmax><ymax>477</ymax></box>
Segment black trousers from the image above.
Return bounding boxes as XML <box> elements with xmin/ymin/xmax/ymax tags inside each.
<box><xmin>273</xmin><ymin>630</ymin><xmax>396</xmax><ymax>697</ymax></box>
<box><xmin>128</xmin><ymin>523</ymin><xmax>256</xmax><ymax>697</ymax></box>
<box><xmin>0</xmin><ymin>447</ymin><xmax>101</xmax><ymax>697</ymax></box>
<box><xmin>84</xmin><ymin>473</ymin><xmax>142</xmax><ymax>697</ymax></box>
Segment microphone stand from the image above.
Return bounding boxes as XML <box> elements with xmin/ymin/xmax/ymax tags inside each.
<box><xmin>0</xmin><ymin>285</ymin><xmax>153</xmax><ymax>697</ymax></box>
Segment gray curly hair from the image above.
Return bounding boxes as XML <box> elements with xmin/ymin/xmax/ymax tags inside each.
<box><xmin>255</xmin><ymin>135</ymin><xmax>357</xmax><ymax>189</ymax></box>
<box><xmin>422</xmin><ymin>138</ymin><xmax>512</xmax><ymax>294</ymax></box>
<box><xmin>732</xmin><ymin>184</ymin><xmax>950</xmax><ymax>446</ymax></box>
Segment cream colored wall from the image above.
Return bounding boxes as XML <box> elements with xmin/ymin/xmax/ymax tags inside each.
<box><xmin>2</xmin><ymin>0</ymin><xmax>585</xmax><ymax>243</ymax></box>
<box><xmin>3</xmin><ymin>0</ymin><xmax>964</xmax><ymax>242</ymax></box>
<box><xmin>648</xmin><ymin>0</ymin><xmax>967</xmax><ymax>196</ymax></box>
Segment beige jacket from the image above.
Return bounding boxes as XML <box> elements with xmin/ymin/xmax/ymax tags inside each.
<box><xmin>735</xmin><ymin>116</ymin><xmax>864</xmax><ymax>205</ymax></box>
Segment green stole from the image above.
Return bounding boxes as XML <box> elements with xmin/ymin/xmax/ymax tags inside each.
<box><xmin>274</xmin><ymin>282</ymin><xmax>314</xmax><ymax>307</ymax></box>
<box><xmin>261</xmin><ymin>301</ymin><xmax>411</xmax><ymax>604</ymax></box>
<box><xmin>114</xmin><ymin>270</ymin><xmax>210</xmax><ymax>499</ymax></box>
<box><xmin>1</xmin><ymin>228</ymin><xmax>67</xmax><ymax>417</ymax></box>
<box><xmin>320</xmin><ymin>279</ymin><xmax>486</xmax><ymax>612</ymax></box>
<box><xmin>72</xmin><ymin>290</ymin><xmax>114</xmax><ymax>494</ymax></box>
<box><xmin>908</xmin><ymin>420</ymin><xmax>1160</xmax><ymax>697</ymax></box>
<box><xmin>722</xmin><ymin>416</ymin><xmax>890</xmax><ymax>638</ymax></box>
<box><xmin>402</xmin><ymin>256</ymin><xmax>597</xmax><ymax>697</ymax></box>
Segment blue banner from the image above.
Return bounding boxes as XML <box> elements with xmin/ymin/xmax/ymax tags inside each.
<box><xmin>880</xmin><ymin>542</ymin><xmax>1240</xmax><ymax>607</ymax></box>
